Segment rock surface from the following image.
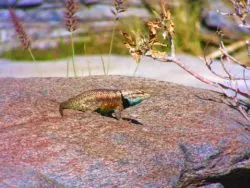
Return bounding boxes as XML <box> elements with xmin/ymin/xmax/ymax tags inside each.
<box><xmin>0</xmin><ymin>0</ymin><xmax>43</xmax><ymax>8</ymax></box>
<box><xmin>202</xmin><ymin>0</ymin><xmax>250</xmax><ymax>39</ymax></box>
<box><xmin>0</xmin><ymin>76</ymin><xmax>249</xmax><ymax>187</ymax></box>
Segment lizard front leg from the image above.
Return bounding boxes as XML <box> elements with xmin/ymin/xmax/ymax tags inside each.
<box><xmin>113</xmin><ymin>104</ymin><xmax>123</xmax><ymax>120</ymax></box>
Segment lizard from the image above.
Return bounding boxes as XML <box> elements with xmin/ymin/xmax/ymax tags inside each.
<box><xmin>59</xmin><ymin>88</ymin><xmax>152</xmax><ymax>119</ymax></box>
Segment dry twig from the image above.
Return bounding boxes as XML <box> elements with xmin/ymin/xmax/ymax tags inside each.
<box><xmin>121</xmin><ymin>1</ymin><xmax>250</xmax><ymax>123</ymax></box>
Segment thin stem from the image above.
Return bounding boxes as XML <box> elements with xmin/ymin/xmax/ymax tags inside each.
<box><xmin>153</xmin><ymin>55</ymin><xmax>250</xmax><ymax>98</ymax></box>
<box><xmin>220</xmin><ymin>48</ymin><xmax>250</xmax><ymax>69</ymax></box>
<box><xmin>243</xmin><ymin>68</ymin><xmax>250</xmax><ymax>91</ymax></box>
<box><xmin>204</xmin><ymin>58</ymin><xmax>250</xmax><ymax>80</ymax></box>
<box><xmin>28</xmin><ymin>47</ymin><xmax>37</xmax><ymax>63</ymax></box>
<box><xmin>164</xmin><ymin>56</ymin><xmax>217</xmax><ymax>86</ymax></box>
<box><xmin>70</xmin><ymin>32</ymin><xmax>77</xmax><ymax>77</ymax></box>
<box><xmin>133</xmin><ymin>63</ymin><xmax>141</xmax><ymax>76</ymax></box>
<box><xmin>66</xmin><ymin>57</ymin><xmax>69</xmax><ymax>77</ymax></box>
<box><xmin>107</xmin><ymin>21</ymin><xmax>117</xmax><ymax>75</ymax></box>
<box><xmin>238</xmin><ymin>105</ymin><xmax>250</xmax><ymax>122</ymax></box>
<box><xmin>28</xmin><ymin>47</ymin><xmax>41</xmax><ymax>76</ymax></box>
<box><xmin>87</xmin><ymin>60</ymin><xmax>91</xmax><ymax>76</ymax></box>
<box><xmin>100</xmin><ymin>55</ymin><xmax>106</xmax><ymax>75</ymax></box>
<box><xmin>83</xmin><ymin>42</ymin><xmax>91</xmax><ymax>76</ymax></box>
<box><xmin>170</xmin><ymin>38</ymin><xmax>175</xmax><ymax>58</ymax></box>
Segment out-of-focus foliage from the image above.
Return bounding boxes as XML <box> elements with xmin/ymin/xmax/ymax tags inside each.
<box><xmin>172</xmin><ymin>0</ymin><xmax>202</xmax><ymax>55</ymax></box>
<box><xmin>1</xmin><ymin>0</ymin><xmax>204</xmax><ymax>61</ymax></box>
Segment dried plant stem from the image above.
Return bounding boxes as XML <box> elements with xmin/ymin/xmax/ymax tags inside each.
<box><xmin>107</xmin><ymin>0</ymin><xmax>126</xmax><ymax>74</ymax></box>
<box><xmin>64</xmin><ymin>0</ymin><xmax>79</xmax><ymax>77</ymax></box>
<box><xmin>87</xmin><ymin>60</ymin><xmax>92</xmax><ymax>76</ymax></box>
<box><xmin>28</xmin><ymin>47</ymin><xmax>36</xmax><ymax>64</ymax></box>
<box><xmin>100</xmin><ymin>55</ymin><xmax>106</xmax><ymax>75</ymax></box>
<box><xmin>28</xmin><ymin>47</ymin><xmax>41</xmax><ymax>76</ymax></box>
<box><xmin>219</xmin><ymin>48</ymin><xmax>250</xmax><ymax>69</ymax></box>
<box><xmin>66</xmin><ymin>57</ymin><xmax>69</xmax><ymax>77</ymax></box>
<box><xmin>204</xmin><ymin>59</ymin><xmax>250</xmax><ymax>80</ymax></box>
<box><xmin>9</xmin><ymin>8</ymin><xmax>41</xmax><ymax>75</ymax></box>
<box><xmin>150</xmin><ymin>55</ymin><xmax>250</xmax><ymax>99</ymax></box>
<box><xmin>121</xmin><ymin>0</ymin><xmax>249</xmax><ymax>122</ymax></box>
<box><xmin>70</xmin><ymin>32</ymin><xmax>77</xmax><ymax>77</ymax></box>
<box><xmin>170</xmin><ymin>38</ymin><xmax>175</xmax><ymax>58</ymax></box>
<box><xmin>207</xmin><ymin>40</ymin><xmax>247</xmax><ymax>60</ymax></box>
<box><xmin>83</xmin><ymin>42</ymin><xmax>91</xmax><ymax>76</ymax></box>
<box><xmin>133</xmin><ymin>63</ymin><xmax>141</xmax><ymax>76</ymax></box>
<box><xmin>158</xmin><ymin>56</ymin><xmax>217</xmax><ymax>86</ymax></box>
<box><xmin>243</xmin><ymin>68</ymin><xmax>250</xmax><ymax>91</ymax></box>
<box><xmin>238</xmin><ymin>105</ymin><xmax>250</xmax><ymax>122</ymax></box>
<box><xmin>107</xmin><ymin>22</ymin><xmax>117</xmax><ymax>75</ymax></box>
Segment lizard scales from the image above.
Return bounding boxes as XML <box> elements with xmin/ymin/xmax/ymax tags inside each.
<box><xmin>59</xmin><ymin>88</ymin><xmax>152</xmax><ymax>119</ymax></box>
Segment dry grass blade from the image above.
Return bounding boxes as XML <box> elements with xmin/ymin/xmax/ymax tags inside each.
<box><xmin>160</xmin><ymin>0</ymin><xmax>175</xmax><ymax>38</ymax></box>
<box><xmin>120</xmin><ymin>31</ymin><xmax>136</xmax><ymax>47</ymax></box>
<box><xmin>64</xmin><ymin>0</ymin><xmax>79</xmax><ymax>32</ymax></box>
<box><xmin>106</xmin><ymin>0</ymin><xmax>126</xmax><ymax>75</ymax></box>
<box><xmin>112</xmin><ymin>0</ymin><xmax>126</xmax><ymax>20</ymax></box>
<box><xmin>120</xmin><ymin>31</ymin><xmax>145</xmax><ymax>63</ymax></box>
<box><xmin>9</xmin><ymin>8</ymin><xmax>31</xmax><ymax>49</ymax></box>
<box><xmin>147</xmin><ymin>20</ymin><xmax>161</xmax><ymax>43</ymax></box>
<box><xmin>64</xmin><ymin>0</ymin><xmax>79</xmax><ymax>77</ymax></box>
<box><xmin>9</xmin><ymin>8</ymin><xmax>41</xmax><ymax>75</ymax></box>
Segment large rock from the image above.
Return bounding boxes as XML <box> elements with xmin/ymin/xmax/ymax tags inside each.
<box><xmin>81</xmin><ymin>0</ymin><xmax>143</xmax><ymax>7</ymax></box>
<box><xmin>0</xmin><ymin>8</ymin><xmax>63</xmax><ymax>22</ymax></box>
<box><xmin>0</xmin><ymin>1</ymin><xmax>150</xmax><ymax>23</ymax></box>
<box><xmin>142</xmin><ymin>0</ymin><xmax>181</xmax><ymax>13</ymax></box>
<box><xmin>0</xmin><ymin>0</ymin><xmax>43</xmax><ymax>8</ymax></box>
<box><xmin>0</xmin><ymin>76</ymin><xmax>249</xmax><ymax>187</ymax></box>
<box><xmin>77</xmin><ymin>5</ymin><xmax>151</xmax><ymax>21</ymax></box>
<box><xmin>202</xmin><ymin>0</ymin><xmax>250</xmax><ymax>39</ymax></box>
<box><xmin>0</xmin><ymin>1</ymin><xmax>151</xmax><ymax>46</ymax></box>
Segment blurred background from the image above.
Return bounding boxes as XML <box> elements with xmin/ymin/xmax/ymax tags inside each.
<box><xmin>0</xmin><ymin>0</ymin><xmax>249</xmax><ymax>85</ymax></box>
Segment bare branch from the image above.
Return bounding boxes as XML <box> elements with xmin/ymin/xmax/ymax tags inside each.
<box><xmin>121</xmin><ymin>0</ymin><xmax>250</xmax><ymax>123</ymax></box>
<box><xmin>150</xmin><ymin>55</ymin><xmax>250</xmax><ymax>99</ymax></box>
<box><xmin>238</xmin><ymin>105</ymin><xmax>250</xmax><ymax>122</ymax></box>
<box><xmin>219</xmin><ymin>48</ymin><xmax>250</xmax><ymax>68</ymax></box>
<box><xmin>206</xmin><ymin>40</ymin><xmax>248</xmax><ymax>60</ymax></box>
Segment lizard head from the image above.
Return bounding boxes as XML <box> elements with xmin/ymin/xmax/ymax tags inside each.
<box><xmin>121</xmin><ymin>88</ymin><xmax>153</xmax><ymax>107</ymax></box>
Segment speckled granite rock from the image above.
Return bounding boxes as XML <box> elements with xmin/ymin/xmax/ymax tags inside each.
<box><xmin>0</xmin><ymin>76</ymin><xmax>249</xmax><ymax>187</ymax></box>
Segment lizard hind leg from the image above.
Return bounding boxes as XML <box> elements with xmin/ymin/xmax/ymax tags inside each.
<box><xmin>94</xmin><ymin>106</ymin><xmax>122</xmax><ymax>119</ymax></box>
<box><xmin>95</xmin><ymin>108</ymin><xmax>114</xmax><ymax>118</ymax></box>
<box><xmin>59</xmin><ymin>101</ymin><xmax>100</xmax><ymax>117</ymax></box>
